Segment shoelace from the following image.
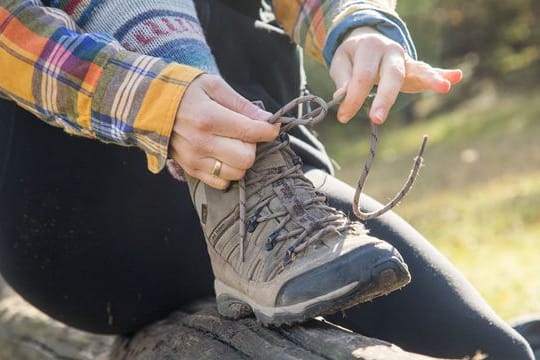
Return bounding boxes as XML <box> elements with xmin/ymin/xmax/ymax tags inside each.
<box><xmin>237</xmin><ymin>93</ymin><xmax>428</xmax><ymax>263</ymax></box>
<box><xmin>239</xmin><ymin>99</ymin><xmax>357</xmax><ymax>264</ymax></box>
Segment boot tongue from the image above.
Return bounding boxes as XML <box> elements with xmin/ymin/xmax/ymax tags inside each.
<box><xmin>251</xmin><ymin>139</ymin><xmax>291</xmax><ymax>172</ymax></box>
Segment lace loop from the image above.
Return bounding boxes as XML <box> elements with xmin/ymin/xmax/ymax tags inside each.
<box><xmin>353</xmin><ymin>123</ymin><xmax>428</xmax><ymax>220</ymax></box>
<box><xmin>237</xmin><ymin>93</ymin><xmax>427</xmax><ymax>263</ymax></box>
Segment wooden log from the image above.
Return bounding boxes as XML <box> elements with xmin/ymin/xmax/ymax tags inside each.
<box><xmin>0</xmin><ymin>291</ymin><xmax>455</xmax><ymax>360</ymax></box>
<box><xmin>110</xmin><ymin>299</ymin><xmax>453</xmax><ymax>360</ymax></box>
<box><xmin>0</xmin><ymin>295</ymin><xmax>114</xmax><ymax>360</ymax></box>
<box><xmin>0</xmin><ymin>294</ymin><xmax>454</xmax><ymax>360</ymax></box>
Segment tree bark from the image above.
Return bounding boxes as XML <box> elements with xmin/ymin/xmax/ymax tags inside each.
<box><xmin>0</xmin><ymin>295</ymin><xmax>114</xmax><ymax>360</ymax></box>
<box><xmin>109</xmin><ymin>299</ymin><xmax>453</xmax><ymax>360</ymax></box>
<box><xmin>0</xmin><ymin>288</ymin><xmax>455</xmax><ymax>360</ymax></box>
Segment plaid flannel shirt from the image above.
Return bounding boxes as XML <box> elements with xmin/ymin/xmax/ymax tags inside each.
<box><xmin>273</xmin><ymin>0</ymin><xmax>415</xmax><ymax>64</ymax></box>
<box><xmin>0</xmin><ymin>0</ymin><xmax>413</xmax><ymax>173</ymax></box>
<box><xmin>0</xmin><ymin>0</ymin><xmax>202</xmax><ymax>173</ymax></box>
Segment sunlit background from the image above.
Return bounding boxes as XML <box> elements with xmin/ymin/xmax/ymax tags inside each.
<box><xmin>308</xmin><ymin>0</ymin><xmax>540</xmax><ymax>320</ymax></box>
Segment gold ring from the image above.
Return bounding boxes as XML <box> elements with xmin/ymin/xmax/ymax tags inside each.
<box><xmin>211</xmin><ymin>159</ymin><xmax>223</xmax><ymax>177</ymax></box>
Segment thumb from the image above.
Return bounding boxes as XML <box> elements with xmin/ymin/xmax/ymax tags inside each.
<box><xmin>201</xmin><ymin>75</ymin><xmax>272</xmax><ymax>121</ymax></box>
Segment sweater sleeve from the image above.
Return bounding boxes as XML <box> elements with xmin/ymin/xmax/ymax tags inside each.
<box><xmin>272</xmin><ymin>0</ymin><xmax>417</xmax><ymax>66</ymax></box>
<box><xmin>50</xmin><ymin>0</ymin><xmax>219</xmax><ymax>74</ymax></box>
<box><xmin>0</xmin><ymin>0</ymin><xmax>202</xmax><ymax>173</ymax></box>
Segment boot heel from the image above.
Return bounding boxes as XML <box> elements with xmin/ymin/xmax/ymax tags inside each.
<box><xmin>216</xmin><ymin>294</ymin><xmax>253</xmax><ymax>320</ymax></box>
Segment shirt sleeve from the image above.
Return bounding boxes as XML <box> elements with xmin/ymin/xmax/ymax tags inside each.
<box><xmin>0</xmin><ymin>0</ymin><xmax>203</xmax><ymax>173</ymax></box>
<box><xmin>272</xmin><ymin>0</ymin><xmax>417</xmax><ymax>66</ymax></box>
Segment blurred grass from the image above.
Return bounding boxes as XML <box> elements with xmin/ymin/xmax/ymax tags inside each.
<box><xmin>316</xmin><ymin>85</ymin><xmax>540</xmax><ymax>320</ymax></box>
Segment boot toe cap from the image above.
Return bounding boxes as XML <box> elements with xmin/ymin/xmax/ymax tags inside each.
<box><xmin>275</xmin><ymin>239</ymin><xmax>410</xmax><ymax>307</ymax></box>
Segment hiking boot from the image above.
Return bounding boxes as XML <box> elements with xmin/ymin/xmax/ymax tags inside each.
<box><xmin>179</xmin><ymin>98</ymin><xmax>411</xmax><ymax>326</ymax></box>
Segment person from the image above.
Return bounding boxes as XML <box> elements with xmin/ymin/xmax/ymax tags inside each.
<box><xmin>0</xmin><ymin>0</ymin><xmax>533</xmax><ymax>358</ymax></box>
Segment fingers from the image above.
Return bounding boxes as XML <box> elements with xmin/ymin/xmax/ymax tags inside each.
<box><xmin>197</xmin><ymin>135</ymin><xmax>256</xmax><ymax>170</ymax></box>
<box><xmin>179</xmin><ymin>75</ymin><xmax>278</xmax><ymax>143</ymax></box>
<box><xmin>329</xmin><ymin>26</ymin><xmax>464</xmax><ymax>125</ymax></box>
<box><xmin>336</xmin><ymin>57</ymin><xmax>463</xmax><ymax>123</ymax></box>
<box><xmin>170</xmin><ymin>126</ymin><xmax>256</xmax><ymax>189</ymax></box>
<box><xmin>170</xmin><ymin>147</ymin><xmax>231</xmax><ymax>190</ymax></box>
<box><xmin>169</xmin><ymin>147</ymin><xmax>236</xmax><ymax>190</ymax></box>
<box><xmin>402</xmin><ymin>59</ymin><xmax>463</xmax><ymax>94</ymax></box>
<box><xmin>369</xmin><ymin>46</ymin><xmax>406</xmax><ymax>124</ymax></box>
<box><xmin>329</xmin><ymin>52</ymin><xmax>352</xmax><ymax>95</ymax></box>
<box><xmin>171</xmin><ymin>133</ymin><xmax>255</xmax><ymax>174</ymax></box>
<box><xmin>189</xmin><ymin>170</ymin><xmax>231</xmax><ymax>190</ymax></box>
<box><xmin>438</xmin><ymin>68</ymin><xmax>463</xmax><ymax>85</ymax></box>
<box><xmin>198</xmin><ymin>75</ymin><xmax>279</xmax><ymax>141</ymax></box>
<box><xmin>199</xmin><ymin>101</ymin><xmax>278</xmax><ymax>143</ymax></box>
<box><xmin>337</xmin><ymin>45</ymin><xmax>381</xmax><ymax>123</ymax></box>
<box><xmin>198</xmin><ymin>157</ymin><xmax>246</xmax><ymax>180</ymax></box>
<box><xmin>201</xmin><ymin>75</ymin><xmax>271</xmax><ymax>121</ymax></box>
<box><xmin>172</xmin><ymin>74</ymin><xmax>280</xmax><ymax>189</ymax></box>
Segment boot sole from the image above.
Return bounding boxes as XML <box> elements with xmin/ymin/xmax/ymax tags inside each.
<box><xmin>215</xmin><ymin>256</ymin><xmax>410</xmax><ymax>327</ymax></box>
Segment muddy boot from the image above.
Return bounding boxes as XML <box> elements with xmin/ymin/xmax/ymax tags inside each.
<box><xmin>173</xmin><ymin>95</ymin><xmax>412</xmax><ymax>326</ymax></box>
<box><xmin>180</xmin><ymin>119</ymin><xmax>411</xmax><ymax>326</ymax></box>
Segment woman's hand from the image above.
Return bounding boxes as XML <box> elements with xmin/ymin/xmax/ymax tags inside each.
<box><xmin>330</xmin><ymin>27</ymin><xmax>463</xmax><ymax>124</ymax></box>
<box><xmin>170</xmin><ymin>75</ymin><xmax>279</xmax><ymax>189</ymax></box>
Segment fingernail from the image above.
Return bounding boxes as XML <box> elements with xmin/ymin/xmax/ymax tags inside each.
<box><xmin>438</xmin><ymin>80</ymin><xmax>451</xmax><ymax>93</ymax></box>
<box><xmin>337</xmin><ymin>111</ymin><xmax>349</xmax><ymax>123</ymax></box>
<box><xmin>372</xmin><ymin>108</ymin><xmax>386</xmax><ymax>124</ymax></box>
<box><xmin>451</xmin><ymin>70</ymin><xmax>463</xmax><ymax>83</ymax></box>
<box><xmin>253</xmin><ymin>108</ymin><xmax>272</xmax><ymax>121</ymax></box>
<box><xmin>333</xmin><ymin>87</ymin><xmax>347</xmax><ymax>99</ymax></box>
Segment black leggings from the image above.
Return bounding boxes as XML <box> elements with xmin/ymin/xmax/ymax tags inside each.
<box><xmin>0</xmin><ymin>101</ymin><xmax>533</xmax><ymax>359</ymax></box>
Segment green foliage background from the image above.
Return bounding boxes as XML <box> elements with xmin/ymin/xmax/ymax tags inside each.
<box><xmin>400</xmin><ymin>0</ymin><xmax>539</xmax><ymax>77</ymax></box>
<box><xmin>308</xmin><ymin>1</ymin><xmax>540</xmax><ymax>320</ymax></box>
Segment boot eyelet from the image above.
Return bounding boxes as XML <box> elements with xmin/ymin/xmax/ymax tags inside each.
<box><xmin>265</xmin><ymin>230</ymin><xmax>280</xmax><ymax>251</ymax></box>
<box><xmin>247</xmin><ymin>209</ymin><xmax>262</xmax><ymax>233</ymax></box>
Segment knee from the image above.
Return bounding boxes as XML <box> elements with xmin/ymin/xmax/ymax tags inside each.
<box><xmin>483</xmin><ymin>331</ymin><xmax>535</xmax><ymax>360</ymax></box>
<box><xmin>508</xmin><ymin>334</ymin><xmax>535</xmax><ymax>360</ymax></box>
<box><xmin>506</xmin><ymin>342</ymin><xmax>535</xmax><ymax>360</ymax></box>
